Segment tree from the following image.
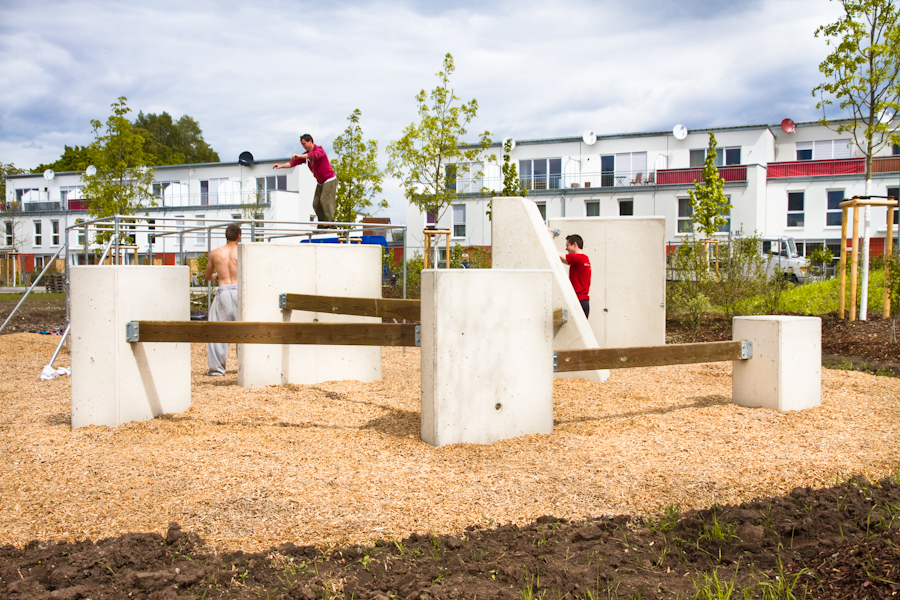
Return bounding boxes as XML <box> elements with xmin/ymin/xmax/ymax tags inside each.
<box><xmin>331</xmin><ymin>109</ymin><xmax>386</xmax><ymax>223</ymax></box>
<box><xmin>688</xmin><ymin>132</ymin><xmax>730</xmax><ymax>239</ymax></box>
<box><xmin>81</xmin><ymin>97</ymin><xmax>156</xmax><ymax>221</ymax></box>
<box><xmin>387</xmin><ymin>53</ymin><xmax>491</xmax><ymax>223</ymax></box>
<box><xmin>132</xmin><ymin>111</ymin><xmax>220</xmax><ymax>165</ymax></box>
<box><xmin>34</xmin><ymin>145</ymin><xmax>92</xmax><ymax>173</ymax></box>
<box><xmin>1</xmin><ymin>163</ymin><xmax>27</xmax><ymax>252</ymax></box>
<box><xmin>814</xmin><ymin>0</ymin><xmax>900</xmax><ymax>319</ymax></box>
<box><xmin>1</xmin><ymin>162</ymin><xmax>26</xmax><ymax>206</ymax></box>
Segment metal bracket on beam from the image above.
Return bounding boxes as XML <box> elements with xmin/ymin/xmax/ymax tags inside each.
<box><xmin>740</xmin><ymin>340</ymin><xmax>753</xmax><ymax>360</ymax></box>
<box><xmin>279</xmin><ymin>293</ymin><xmax>287</xmax><ymax>309</ymax></box>
<box><xmin>126</xmin><ymin>322</ymin><xmax>139</xmax><ymax>343</ymax></box>
<box><xmin>561</xmin><ymin>308</ymin><xmax>568</xmax><ymax>324</ymax></box>
<box><xmin>553</xmin><ymin>352</ymin><xmax>558</xmax><ymax>373</ymax></box>
<box><xmin>415</xmin><ymin>325</ymin><xmax>421</xmax><ymax>347</ymax></box>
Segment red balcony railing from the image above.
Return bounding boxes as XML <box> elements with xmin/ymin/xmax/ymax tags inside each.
<box><xmin>66</xmin><ymin>199</ymin><xmax>89</xmax><ymax>210</ymax></box>
<box><xmin>766</xmin><ymin>156</ymin><xmax>900</xmax><ymax>178</ymax></box>
<box><xmin>656</xmin><ymin>165</ymin><xmax>748</xmax><ymax>185</ymax></box>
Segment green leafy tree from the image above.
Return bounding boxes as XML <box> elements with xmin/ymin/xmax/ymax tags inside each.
<box><xmin>81</xmin><ymin>97</ymin><xmax>156</xmax><ymax>220</ymax></box>
<box><xmin>132</xmin><ymin>111</ymin><xmax>220</xmax><ymax>165</ymax></box>
<box><xmin>34</xmin><ymin>145</ymin><xmax>92</xmax><ymax>173</ymax></box>
<box><xmin>814</xmin><ymin>0</ymin><xmax>900</xmax><ymax>318</ymax></box>
<box><xmin>688</xmin><ymin>132</ymin><xmax>730</xmax><ymax>239</ymax></box>
<box><xmin>387</xmin><ymin>53</ymin><xmax>491</xmax><ymax>223</ymax></box>
<box><xmin>331</xmin><ymin>108</ymin><xmax>386</xmax><ymax>224</ymax></box>
<box><xmin>1</xmin><ymin>162</ymin><xmax>26</xmax><ymax>206</ymax></box>
<box><xmin>498</xmin><ymin>138</ymin><xmax>527</xmax><ymax>197</ymax></box>
<box><xmin>1</xmin><ymin>163</ymin><xmax>27</xmax><ymax>251</ymax></box>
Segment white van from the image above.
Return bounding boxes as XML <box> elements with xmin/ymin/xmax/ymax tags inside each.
<box><xmin>762</xmin><ymin>237</ymin><xmax>809</xmax><ymax>283</ymax></box>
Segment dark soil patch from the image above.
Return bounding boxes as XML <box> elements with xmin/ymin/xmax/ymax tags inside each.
<box><xmin>0</xmin><ymin>294</ymin><xmax>67</xmax><ymax>335</ymax></box>
<box><xmin>668</xmin><ymin>312</ymin><xmax>900</xmax><ymax>376</ymax></box>
<box><xmin>3</xmin><ymin>477</ymin><xmax>899</xmax><ymax>599</ymax></box>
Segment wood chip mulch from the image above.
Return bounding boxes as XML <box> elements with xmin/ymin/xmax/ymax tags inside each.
<box><xmin>1</xmin><ymin>333</ymin><xmax>898</xmax><ymax>553</ymax></box>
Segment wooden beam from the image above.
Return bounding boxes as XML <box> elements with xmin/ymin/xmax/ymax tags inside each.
<box><xmin>552</xmin><ymin>307</ymin><xmax>568</xmax><ymax>327</ymax></box>
<box><xmin>126</xmin><ymin>321</ymin><xmax>419</xmax><ymax>346</ymax></box>
<box><xmin>554</xmin><ymin>340</ymin><xmax>750</xmax><ymax>372</ymax></box>
<box><xmin>280</xmin><ymin>293</ymin><xmax>421</xmax><ymax>321</ymax></box>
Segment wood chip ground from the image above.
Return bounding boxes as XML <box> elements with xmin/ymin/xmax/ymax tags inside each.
<box><xmin>1</xmin><ymin>333</ymin><xmax>898</xmax><ymax>553</ymax></box>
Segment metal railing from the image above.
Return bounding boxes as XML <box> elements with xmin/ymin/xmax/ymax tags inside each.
<box><xmin>766</xmin><ymin>156</ymin><xmax>900</xmax><ymax>179</ymax></box>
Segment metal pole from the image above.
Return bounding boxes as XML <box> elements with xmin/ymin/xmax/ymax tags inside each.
<box><xmin>83</xmin><ymin>222</ymin><xmax>88</xmax><ymax>265</ymax></box>
<box><xmin>207</xmin><ymin>225</ymin><xmax>212</xmax><ymax>311</ymax></box>
<box><xmin>47</xmin><ymin>324</ymin><xmax>71</xmax><ymax>369</ymax></box>
<box><xmin>114</xmin><ymin>215</ymin><xmax>120</xmax><ymax>265</ymax></box>
<box><xmin>0</xmin><ymin>243</ymin><xmax>67</xmax><ymax>334</ymax></box>
<box><xmin>179</xmin><ymin>232</ymin><xmax>184</xmax><ymax>265</ymax></box>
<box><xmin>402</xmin><ymin>225</ymin><xmax>408</xmax><ymax>300</ymax></box>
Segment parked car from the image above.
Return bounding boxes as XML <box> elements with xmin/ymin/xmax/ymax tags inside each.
<box><xmin>762</xmin><ymin>237</ymin><xmax>809</xmax><ymax>283</ymax></box>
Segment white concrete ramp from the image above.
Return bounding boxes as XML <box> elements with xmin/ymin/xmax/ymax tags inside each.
<box><xmin>492</xmin><ymin>197</ymin><xmax>609</xmax><ymax>381</ymax></box>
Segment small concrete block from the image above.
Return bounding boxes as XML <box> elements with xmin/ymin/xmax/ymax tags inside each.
<box><xmin>70</xmin><ymin>266</ymin><xmax>191</xmax><ymax>428</ymax></box>
<box><xmin>732</xmin><ymin>316</ymin><xmax>821</xmax><ymax>411</ymax></box>
<box><xmin>421</xmin><ymin>269</ymin><xmax>554</xmax><ymax>446</ymax></box>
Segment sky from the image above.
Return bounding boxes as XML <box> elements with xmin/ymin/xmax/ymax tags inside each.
<box><xmin>0</xmin><ymin>0</ymin><xmax>844</xmax><ymax>223</ymax></box>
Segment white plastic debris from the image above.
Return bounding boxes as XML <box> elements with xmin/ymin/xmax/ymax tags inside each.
<box><xmin>40</xmin><ymin>365</ymin><xmax>71</xmax><ymax>380</ymax></box>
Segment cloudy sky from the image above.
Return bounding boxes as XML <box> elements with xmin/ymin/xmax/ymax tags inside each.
<box><xmin>1</xmin><ymin>0</ymin><xmax>843</xmax><ymax>222</ymax></box>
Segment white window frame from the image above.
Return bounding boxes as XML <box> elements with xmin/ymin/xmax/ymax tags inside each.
<box><xmin>796</xmin><ymin>139</ymin><xmax>851</xmax><ymax>161</ymax></box>
<box><xmin>452</xmin><ymin>204</ymin><xmax>466</xmax><ymax>238</ymax></box>
<box><xmin>195</xmin><ymin>215</ymin><xmax>205</xmax><ymax>244</ymax></box>
<box><xmin>690</xmin><ymin>147</ymin><xmax>741</xmax><ymax>168</ymax></box>
<box><xmin>4</xmin><ymin>221</ymin><xmax>12</xmax><ymax>246</ymax></box>
<box><xmin>33</xmin><ymin>220</ymin><xmax>42</xmax><ymax>246</ymax></box>
<box><xmin>826</xmin><ymin>190</ymin><xmax>844</xmax><ymax>228</ymax></box>
<box><xmin>618</xmin><ymin>198</ymin><xmax>634</xmax><ymax>216</ymax></box>
<box><xmin>519</xmin><ymin>158</ymin><xmax>562</xmax><ymax>190</ymax></box>
<box><xmin>456</xmin><ymin>163</ymin><xmax>483</xmax><ymax>195</ymax></box>
<box><xmin>586</xmin><ymin>201</ymin><xmax>600</xmax><ymax>217</ymax></box>
<box><xmin>787</xmin><ymin>191</ymin><xmax>804</xmax><ymax>228</ymax></box>
<box><xmin>677</xmin><ymin>198</ymin><xmax>693</xmax><ymax>233</ymax></box>
<box><xmin>51</xmin><ymin>220</ymin><xmax>60</xmax><ymax>246</ymax></box>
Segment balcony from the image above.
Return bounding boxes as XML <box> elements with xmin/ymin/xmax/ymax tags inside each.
<box><xmin>767</xmin><ymin>156</ymin><xmax>900</xmax><ymax>179</ymax></box>
<box><xmin>656</xmin><ymin>165</ymin><xmax>748</xmax><ymax>185</ymax></box>
<box><xmin>22</xmin><ymin>201</ymin><xmax>62</xmax><ymax>212</ymax></box>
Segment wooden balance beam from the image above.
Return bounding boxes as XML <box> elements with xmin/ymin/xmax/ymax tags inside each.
<box><xmin>125</xmin><ymin>321</ymin><xmax>420</xmax><ymax>346</ymax></box>
<box><xmin>554</xmin><ymin>340</ymin><xmax>752</xmax><ymax>372</ymax></box>
<box><xmin>278</xmin><ymin>293</ymin><xmax>571</xmax><ymax>327</ymax></box>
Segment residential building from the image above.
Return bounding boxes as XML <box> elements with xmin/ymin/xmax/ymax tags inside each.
<box><xmin>406</xmin><ymin>120</ymin><xmax>900</xmax><ymax>263</ymax></box>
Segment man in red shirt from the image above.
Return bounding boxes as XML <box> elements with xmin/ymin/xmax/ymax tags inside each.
<box><xmin>558</xmin><ymin>234</ymin><xmax>591</xmax><ymax>317</ymax></box>
<box><xmin>274</xmin><ymin>133</ymin><xmax>337</xmax><ymax>226</ymax></box>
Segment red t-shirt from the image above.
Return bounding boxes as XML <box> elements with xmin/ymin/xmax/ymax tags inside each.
<box><xmin>289</xmin><ymin>145</ymin><xmax>336</xmax><ymax>185</ymax></box>
<box><xmin>565</xmin><ymin>253</ymin><xmax>591</xmax><ymax>300</ymax></box>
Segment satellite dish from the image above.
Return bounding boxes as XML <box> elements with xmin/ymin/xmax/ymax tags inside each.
<box><xmin>238</xmin><ymin>151</ymin><xmax>254</xmax><ymax>166</ymax></box>
<box><xmin>85</xmin><ymin>165</ymin><xmax>97</xmax><ymax>176</ymax></box>
<box><xmin>781</xmin><ymin>118</ymin><xmax>796</xmax><ymax>133</ymax></box>
<box><xmin>582</xmin><ymin>130</ymin><xmax>597</xmax><ymax>145</ymax></box>
<box><xmin>502</xmin><ymin>137</ymin><xmax>516</xmax><ymax>152</ymax></box>
<box><xmin>673</xmin><ymin>124</ymin><xmax>688</xmax><ymax>140</ymax></box>
<box><xmin>43</xmin><ymin>169</ymin><xmax>55</xmax><ymax>180</ymax></box>
<box><xmin>880</xmin><ymin>111</ymin><xmax>894</xmax><ymax>124</ymax></box>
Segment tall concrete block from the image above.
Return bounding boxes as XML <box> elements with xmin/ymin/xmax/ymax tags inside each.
<box><xmin>548</xmin><ymin>217</ymin><xmax>666</xmax><ymax>348</ymax></box>
<box><xmin>70</xmin><ymin>266</ymin><xmax>191</xmax><ymax>428</ymax></box>
<box><xmin>732</xmin><ymin>316</ymin><xmax>821</xmax><ymax>411</ymax></box>
<box><xmin>421</xmin><ymin>269</ymin><xmax>554</xmax><ymax>446</ymax></box>
<box><xmin>492</xmin><ymin>197</ymin><xmax>608</xmax><ymax>381</ymax></box>
<box><xmin>237</xmin><ymin>242</ymin><xmax>382</xmax><ymax>388</ymax></box>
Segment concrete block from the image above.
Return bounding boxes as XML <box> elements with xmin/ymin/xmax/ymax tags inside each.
<box><xmin>237</xmin><ymin>242</ymin><xmax>382</xmax><ymax>388</ymax></box>
<box><xmin>491</xmin><ymin>197</ymin><xmax>608</xmax><ymax>381</ymax></box>
<box><xmin>548</xmin><ymin>217</ymin><xmax>666</xmax><ymax>348</ymax></box>
<box><xmin>70</xmin><ymin>266</ymin><xmax>191</xmax><ymax>428</ymax></box>
<box><xmin>732</xmin><ymin>316</ymin><xmax>821</xmax><ymax>411</ymax></box>
<box><xmin>421</xmin><ymin>269</ymin><xmax>554</xmax><ymax>446</ymax></box>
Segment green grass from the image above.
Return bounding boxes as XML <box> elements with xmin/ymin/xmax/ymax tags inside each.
<box><xmin>0</xmin><ymin>292</ymin><xmax>67</xmax><ymax>303</ymax></box>
<box><xmin>732</xmin><ymin>269</ymin><xmax>888</xmax><ymax>316</ymax></box>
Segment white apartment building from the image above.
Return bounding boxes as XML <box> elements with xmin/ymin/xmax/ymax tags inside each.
<box><xmin>407</xmin><ymin>120</ymin><xmax>900</xmax><ymax>262</ymax></box>
<box><xmin>2</xmin><ymin>158</ymin><xmax>324</xmax><ymax>271</ymax></box>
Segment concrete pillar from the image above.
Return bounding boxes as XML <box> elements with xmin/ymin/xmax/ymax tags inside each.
<box><xmin>732</xmin><ymin>316</ymin><xmax>821</xmax><ymax>411</ymax></box>
<box><xmin>237</xmin><ymin>242</ymin><xmax>382</xmax><ymax>388</ymax></box>
<box><xmin>70</xmin><ymin>266</ymin><xmax>191</xmax><ymax>428</ymax></box>
<box><xmin>548</xmin><ymin>217</ymin><xmax>666</xmax><ymax>348</ymax></box>
<box><xmin>420</xmin><ymin>269</ymin><xmax>554</xmax><ymax>446</ymax></box>
<box><xmin>491</xmin><ymin>197</ymin><xmax>608</xmax><ymax>381</ymax></box>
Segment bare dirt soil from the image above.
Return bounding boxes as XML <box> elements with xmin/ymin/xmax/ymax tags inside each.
<box><xmin>3</xmin><ymin>477</ymin><xmax>899</xmax><ymax>599</ymax></box>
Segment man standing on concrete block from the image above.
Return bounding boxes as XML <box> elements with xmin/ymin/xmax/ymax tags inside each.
<box><xmin>204</xmin><ymin>224</ymin><xmax>240</xmax><ymax>376</ymax></box>
<box><xmin>558</xmin><ymin>234</ymin><xmax>591</xmax><ymax>317</ymax></box>
<box><xmin>274</xmin><ymin>133</ymin><xmax>337</xmax><ymax>226</ymax></box>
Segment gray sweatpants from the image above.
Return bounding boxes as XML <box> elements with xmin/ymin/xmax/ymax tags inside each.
<box><xmin>207</xmin><ymin>284</ymin><xmax>237</xmax><ymax>375</ymax></box>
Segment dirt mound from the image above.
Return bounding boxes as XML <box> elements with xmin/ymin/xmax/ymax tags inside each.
<box><xmin>3</xmin><ymin>478</ymin><xmax>898</xmax><ymax>599</ymax></box>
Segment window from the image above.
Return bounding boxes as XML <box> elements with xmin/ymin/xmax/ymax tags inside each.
<box><xmin>826</xmin><ymin>190</ymin><xmax>844</xmax><ymax>227</ymax></box>
<box><xmin>51</xmin><ymin>220</ymin><xmax>60</xmax><ymax>245</ymax></box>
<box><xmin>519</xmin><ymin>159</ymin><xmax>561</xmax><ymax>190</ymax></box>
<box><xmin>196</xmin><ymin>215</ymin><xmax>205</xmax><ymax>244</ymax></box>
<box><xmin>888</xmin><ymin>188</ymin><xmax>899</xmax><ymax>232</ymax></box>
<box><xmin>445</xmin><ymin>165</ymin><xmax>456</xmax><ymax>191</ymax></box>
<box><xmin>787</xmin><ymin>192</ymin><xmax>804</xmax><ymax>227</ymax></box>
<box><xmin>256</xmin><ymin>175</ymin><xmax>287</xmax><ymax>201</ymax></box>
<box><xmin>201</xmin><ymin>178</ymin><xmax>239</xmax><ymax>206</ymax></box>
<box><xmin>16</xmin><ymin>188</ymin><xmax>39</xmax><ymax>202</ymax></box>
<box><xmin>615</xmin><ymin>152</ymin><xmax>648</xmax><ymax>185</ymax></box>
<box><xmin>619</xmin><ymin>199</ymin><xmax>634</xmax><ymax>216</ymax></box>
<box><xmin>153</xmin><ymin>181</ymin><xmax>188</xmax><ymax>206</ymax></box>
<box><xmin>59</xmin><ymin>186</ymin><xmax>83</xmax><ymax>209</ymax></box>
<box><xmin>536</xmin><ymin>202</ymin><xmax>546</xmax><ymax>221</ymax></box>
<box><xmin>33</xmin><ymin>220</ymin><xmax>42</xmax><ymax>246</ymax></box>
<box><xmin>796</xmin><ymin>139</ymin><xmax>851</xmax><ymax>160</ymax></box>
<box><xmin>4</xmin><ymin>222</ymin><xmax>12</xmax><ymax>246</ymax></box>
<box><xmin>677</xmin><ymin>198</ymin><xmax>693</xmax><ymax>233</ymax></box>
<box><xmin>600</xmin><ymin>155</ymin><xmax>615</xmax><ymax>187</ymax></box>
<box><xmin>586</xmin><ymin>201</ymin><xmax>600</xmax><ymax>217</ymax></box>
<box><xmin>425</xmin><ymin>211</ymin><xmax>437</xmax><ymax>228</ymax></box>
<box><xmin>690</xmin><ymin>147</ymin><xmax>740</xmax><ymax>167</ymax></box>
<box><xmin>717</xmin><ymin>198</ymin><xmax>731</xmax><ymax>233</ymax></box>
<box><xmin>452</xmin><ymin>204</ymin><xmax>465</xmax><ymax>238</ymax></box>
<box><xmin>894</xmin><ymin>144</ymin><xmax>900</xmax><ymax>155</ymax></box>
<box><xmin>456</xmin><ymin>163</ymin><xmax>483</xmax><ymax>194</ymax></box>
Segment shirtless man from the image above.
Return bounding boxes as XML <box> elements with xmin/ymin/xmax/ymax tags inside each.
<box><xmin>204</xmin><ymin>224</ymin><xmax>240</xmax><ymax>375</ymax></box>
